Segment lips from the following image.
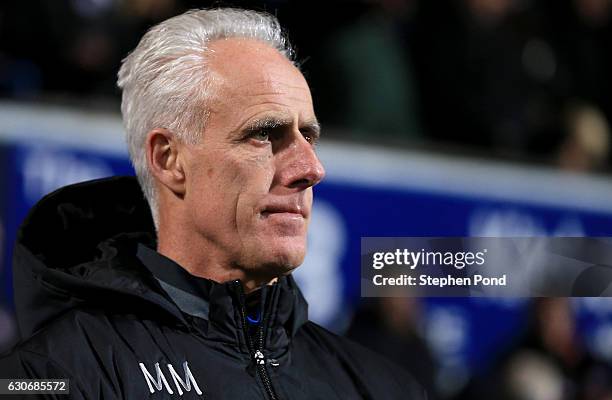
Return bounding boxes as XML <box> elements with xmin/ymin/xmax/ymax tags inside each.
<box><xmin>260</xmin><ymin>202</ymin><xmax>306</xmax><ymax>218</ymax></box>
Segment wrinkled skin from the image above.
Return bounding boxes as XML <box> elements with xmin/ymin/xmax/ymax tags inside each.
<box><xmin>154</xmin><ymin>38</ymin><xmax>325</xmax><ymax>290</ymax></box>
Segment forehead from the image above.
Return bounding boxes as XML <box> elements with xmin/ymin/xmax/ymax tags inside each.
<box><xmin>207</xmin><ymin>38</ymin><xmax>312</xmax><ymax>108</ymax></box>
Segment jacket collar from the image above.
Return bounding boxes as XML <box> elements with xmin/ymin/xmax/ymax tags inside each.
<box><xmin>14</xmin><ymin>176</ymin><xmax>309</xmax><ymax>351</ymax></box>
<box><xmin>136</xmin><ymin>243</ymin><xmax>308</xmax><ymax>354</ymax></box>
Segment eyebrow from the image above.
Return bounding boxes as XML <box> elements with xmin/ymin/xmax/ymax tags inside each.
<box><xmin>245</xmin><ymin>116</ymin><xmax>291</xmax><ymax>131</ymax></box>
<box><xmin>243</xmin><ymin>115</ymin><xmax>321</xmax><ymax>139</ymax></box>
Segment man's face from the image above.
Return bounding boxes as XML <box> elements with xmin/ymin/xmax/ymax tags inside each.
<box><xmin>179</xmin><ymin>38</ymin><xmax>325</xmax><ymax>278</ymax></box>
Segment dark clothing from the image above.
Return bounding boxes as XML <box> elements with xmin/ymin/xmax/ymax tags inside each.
<box><xmin>0</xmin><ymin>176</ymin><xmax>426</xmax><ymax>399</ymax></box>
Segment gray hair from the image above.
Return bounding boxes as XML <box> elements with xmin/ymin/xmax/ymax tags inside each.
<box><xmin>117</xmin><ymin>8</ymin><xmax>295</xmax><ymax>228</ymax></box>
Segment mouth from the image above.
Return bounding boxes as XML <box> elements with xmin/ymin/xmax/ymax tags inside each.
<box><xmin>260</xmin><ymin>204</ymin><xmax>306</xmax><ymax>219</ymax></box>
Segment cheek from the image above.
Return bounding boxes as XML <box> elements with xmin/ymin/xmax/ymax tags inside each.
<box><xmin>220</xmin><ymin>155</ymin><xmax>275</xmax><ymax>226</ymax></box>
<box><xmin>186</xmin><ymin>156</ymin><xmax>243</xmax><ymax>222</ymax></box>
<box><xmin>247</xmin><ymin>151</ymin><xmax>275</xmax><ymax>184</ymax></box>
<box><xmin>235</xmin><ymin>152</ymin><xmax>275</xmax><ymax>197</ymax></box>
<box><xmin>189</xmin><ymin>150</ymin><xmax>275</xmax><ymax>225</ymax></box>
<box><xmin>203</xmin><ymin>154</ymin><xmax>259</xmax><ymax>192</ymax></box>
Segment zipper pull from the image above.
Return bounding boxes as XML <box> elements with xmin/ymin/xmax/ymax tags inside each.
<box><xmin>255</xmin><ymin>351</ymin><xmax>279</xmax><ymax>367</ymax></box>
<box><xmin>254</xmin><ymin>350</ymin><xmax>265</xmax><ymax>365</ymax></box>
<box><xmin>246</xmin><ymin>349</ymin><xmax>265</xmax><ymax>376</ymax></box>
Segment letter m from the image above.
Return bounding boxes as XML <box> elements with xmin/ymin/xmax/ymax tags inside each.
<box><xmin>139</xmin><ymin>362</ymin><xmax>174</xmax><ymax>394</ymax></box>
<box><xmin>168</xmin><ymin>361</ymin><xmax>203</xmax><ymax>396</ymax></box>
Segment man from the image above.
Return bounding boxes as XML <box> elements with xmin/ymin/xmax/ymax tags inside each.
<box><xmin>0</xmin><ymin>8</ymin><xmax>426</xmax><ymax>399</ymax></box>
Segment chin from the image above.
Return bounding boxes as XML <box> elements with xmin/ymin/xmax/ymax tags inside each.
<box><xmin>271</xmin><ymin>237</ymin><xmax>306</xmax><ymax>265</ymax></box>
<box><xmin>243</xmin><ymin>238</ymin><xmax>306</xmax><ymax>277</ymax></box>
<box><xmin>265</xmin><ymin>247</ymin><xmax>305</xmax><ymax>274</ymax></box>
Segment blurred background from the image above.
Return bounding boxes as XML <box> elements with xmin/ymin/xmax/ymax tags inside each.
<box><xmin>1</xmin><ymin>0</ymin><xmax>612</xmax><ymax>398</ymax></box>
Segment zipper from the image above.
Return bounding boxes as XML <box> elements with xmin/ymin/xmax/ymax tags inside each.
<box><xmin>233</xmin><ymin>281</ymin><xmax>279</xmax><ymax>400</ymax></box>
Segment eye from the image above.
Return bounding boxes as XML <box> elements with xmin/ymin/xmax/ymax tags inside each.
<box><xmin>302</xmin><ymin>131</ymin><xmax>319</xmax><ymax>146</ymax></box>
<box><xmin>250</xmin><ymin>129</ymin><xmax>270</xmax><ymax>142</ymax></box>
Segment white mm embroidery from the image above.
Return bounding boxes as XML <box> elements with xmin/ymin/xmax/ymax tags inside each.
<box><xmin>139</xmin><ymin>361</ymin><xmax>203</xmax><ymax>396</ymax></box>
<box><xmin>139</xmin><ymin>362</ymin><xmax>174</xmax><ymax>394</ymax></box>
<box><xmin>168</xmin><ymin>361</ymin><xmax>203</xmax><ymax>396</ymax></box>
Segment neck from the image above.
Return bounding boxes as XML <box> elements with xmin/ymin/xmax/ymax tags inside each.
<box><xmin>156</xmin><ymin>229</ymin><xmax>275</xmax><ymax>294</ymax></box>
<box><xmin>155</xmin><ymin>194</ymin><xmax>281</xmax><ymax>293</ymax></box>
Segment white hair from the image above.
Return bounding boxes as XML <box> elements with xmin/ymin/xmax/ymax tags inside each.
<box><xmin>117</xmin><ymin>8</ymin><xmax>295</xmax><ymax>228</ymax></box>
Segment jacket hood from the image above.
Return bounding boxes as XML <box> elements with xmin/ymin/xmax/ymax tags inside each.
<box><xmin>13</xmin><ymin>176</ymin><xmax>180</xmax><ymax>338</ymax></box>
<box><xmin>13</xmin><ymin>176</ymin><xmax>308</xmax><ymax>345</ymax></box>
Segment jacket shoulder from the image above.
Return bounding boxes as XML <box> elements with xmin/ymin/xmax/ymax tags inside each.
<box><xmin>6</xmin><ymin>308</ymin><xmax>130</xmax><ymax>356</ymax></box>
<box><xmin>298</xmin><ymin>321</ymin><xmax>428</xmax><ymax>399</ymax></box>
<box><xmin>0</xmin><ymin>307</ymin><xmax>154</xmax><ymax>398</ymax></box>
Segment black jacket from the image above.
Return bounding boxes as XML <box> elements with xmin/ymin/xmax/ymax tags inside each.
<box><xmin>0</xmin><ymin>176</ymin><xmax>426</xmax><ymax>399</ymax></box>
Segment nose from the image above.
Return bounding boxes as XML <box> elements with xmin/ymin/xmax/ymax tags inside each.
<box><xmin>276</xmin><ymin>134</ymin><xmax>326</xmax><ymax>191</ymax></box>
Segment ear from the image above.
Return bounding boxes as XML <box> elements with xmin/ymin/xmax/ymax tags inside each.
<box><xmin>146</xmin><ymin>128</ymin><xmax>186</xmax><ymax>196</ymax></box>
